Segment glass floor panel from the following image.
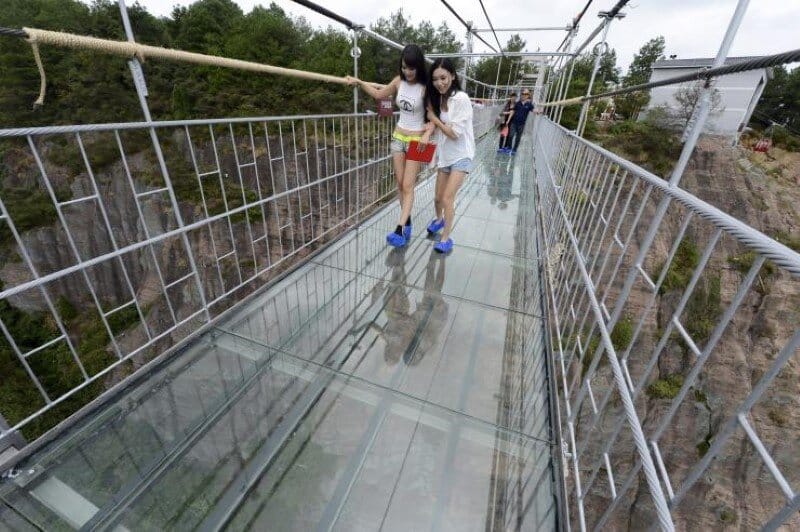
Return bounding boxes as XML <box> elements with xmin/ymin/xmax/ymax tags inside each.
<box><xmin>0</xmin><ymin>136</ymin><xmax>557</xmax><ymax>530</ymax></box>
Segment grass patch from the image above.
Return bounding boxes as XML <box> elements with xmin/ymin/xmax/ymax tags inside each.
<box><xmin>694</xmin><ymin>388</ymin><xmax>708</xmax><ymax>405</ymax></box>
<box><xmin>610</xmin><ymin>316</ymin><xmax>634</xmax><ymax>352</ymax></box>
<box><xmin>0</xmin><ymin>295</ymin><xmax>137</xmax><ymax>441</ymax></box>
<box><xmin>0</xmin><ymin>188</ymin><xmax>60</xmax><ymax>243</ymax></box>
<box><xmin>696</xmin><ymin>429</ymin><xmax>715</xmax><ymax>458</ymax></box>
<box><xmin>727</xmin><ymin>251</ymin><xmax>775</xmax><ymax>276</ymax></box>
<box><xmin>719</xmin><ymin>507</ymin><xmax>737</xmax><ymax>524</ymax></box>
<box><xmin>595</xmin><ymin>118</ymin><xmax>681</xmax><ymax>177</ymax></box>
<box><xmin>106</xmin><ymin>304</ymin><xmax>141</xmax><ymax>337</ymax></box>
<box><xmin>768</xmin><ymin>408</ymin><xmax>789</xmax><ymax>427</ymax></box>
<box><xmin>579</xmin><ymin>316</ymin><xmax>635</xmax><ymax>379</ymax></box>
<box><xmin>647</xmin><ymin>373</ymin><xmax>684</xmax><ymax>400</ymax></box>
<box><xmin>769</xmin><ymin>230</ymin><xmax>800</xmax><ymax>253</ymax></box>
<box><xmin>684</xmin><ymin>277</ymin><xmax>722</xmax><ymax>348</ymax></box>
<box><xmin>660</xmin><ymin>239</ymin><xmax>700</xmax><ymax>294</ymax></box>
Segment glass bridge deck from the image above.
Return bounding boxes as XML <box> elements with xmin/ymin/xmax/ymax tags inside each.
<box><xmin>0</xmin><ymin>138</ymin><xmax>556</xmax><ymax>531</ymax></box>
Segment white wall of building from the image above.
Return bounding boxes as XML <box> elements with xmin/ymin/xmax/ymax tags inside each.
<box><xmin>644</xmin><ymin>65</ymin><xmax>769</xmax><ymax>138</ymax></box>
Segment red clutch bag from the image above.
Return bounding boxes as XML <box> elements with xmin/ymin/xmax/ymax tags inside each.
<box><xmin>406</xmin><ymin>141</ymin><xmax>436</xmax><ymax>163</ymax></box>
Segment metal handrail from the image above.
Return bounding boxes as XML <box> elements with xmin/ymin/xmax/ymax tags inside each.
<box><xmin>534</xmin><ymin>114</ymin><xmax>800</xmax><ymax>530</ymax></box>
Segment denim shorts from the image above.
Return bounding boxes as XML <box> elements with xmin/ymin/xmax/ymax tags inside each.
<box><xmin>390</xmin><ymin>132</ymin><xmax>422</xmax><ymax>153</ymax></box>
<box><xmin>439</xmin><ymin>158</ymin><xmax>473</xmax><ymax>174</ymax></box>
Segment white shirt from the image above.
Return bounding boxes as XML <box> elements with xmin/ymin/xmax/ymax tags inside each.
<box><xmin>395</xmin><ymin>80</ymin><xmax>426</xmax><ymax>131</ymax></box>
<box><xmin>435</xmin><ymin>91</ymin><xmax>476</xmax><ymax>168</ymax></box>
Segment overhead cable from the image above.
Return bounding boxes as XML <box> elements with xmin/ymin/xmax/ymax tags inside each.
<box><xmin>542</xmin><ymin>48</ymin><xmax>800</xmax><ymax>107</ymax></box>
<box><xmin>439</xmin><ymin>0</ymin><xmax>498</xmax><ymax>53</ymax></box>
<box><xmin>477</xmin><ymin>0</ymin><xmax>504</xmax><ymax>55</ymax></box>
<box><xmin>288</xmin><ymin>0</ymin><xmax>358</xmax><ymax>30</ymax></box>
<box><xmin>572</xmin><ymin>0</ymin><xmax>629</xmax><ymax>56</ymax></box>
<box><xmin>0</xmin><ymin>26</ymin><xmax>27</xmax><ymax>38</ymax></box>
<box><xmin>556</xmin><ymin>0</ymin><xmax>594</xmax><ymax>52</ymax></box>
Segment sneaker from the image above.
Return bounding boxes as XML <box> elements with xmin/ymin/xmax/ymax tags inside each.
<box><xmin>496</xmin><ymin>148</ymin><xmax>506</xmax><ymax>153</ymax></box>
<box><xmin>403</xmin><ymin>223</ymin><xmax>412</xmax><ymax>241</ymax></box>
<box><xmin>426</xmin><ymin>218</ymin><xmax>445</xmax><ymax>235</ymax></box>
<box><xmin>386</xmin><ymin>231</ymin><xmax>407</xmax><ymax>247</ymax></box>
<box><xmin>433</xmin><ymin>238</ymin><xmax>454</xmax><ymax>253</ymax></box>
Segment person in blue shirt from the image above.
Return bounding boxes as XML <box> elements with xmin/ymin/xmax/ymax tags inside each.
<box><xmin>503</xmin><ymin>89</ymin><xmax>534</xmax><ymax>154</ymax></box>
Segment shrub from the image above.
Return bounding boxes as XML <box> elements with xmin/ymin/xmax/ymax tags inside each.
<box><xmin>599</xmin><ymin>117</ymin><xmax>680</xmax><ymax>176</ymax></box>
<box><xmin>684</xmin><ymin>276</ymin><xmax>721</xmax><ymax>347</ymax></box>
<box><xmin>660</xmin><ymin>239</ymin><xmax>700</xmax><ymax>294</ymax></box>
<box><xmin>727</xmin><ymin>251</ymin><xmax>775</xmax><ymax>276</ymax></box>
<box><xmin>647</xmin><ymin>373</ymin><xmax>684</xmax><ymax>399</ymax></box>
<box><xmin>770</xmin><ymin>125</ymin><xmax>800</xmax><ymax>152</ymax></box>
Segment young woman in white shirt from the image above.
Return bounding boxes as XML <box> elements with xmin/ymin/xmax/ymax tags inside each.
<box><xmin>346</xmin><ymin>44</ymin><xmax>433</xmax><ymax>247</ymax></box>
<box><xmin>424</xmin><ymin>58</ymin><xmax>475</xmax><ymax>254</ymax></box>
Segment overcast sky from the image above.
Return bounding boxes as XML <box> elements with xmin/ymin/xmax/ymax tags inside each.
<box><xmin>128</xmin><ymin>0</ymin><xmax>798</xmax><ymax>74</ymax></box>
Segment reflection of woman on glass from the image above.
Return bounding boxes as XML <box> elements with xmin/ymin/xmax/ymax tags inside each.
<box><xmin>346</xmin><ymin>44</ymin><xmax>433</xmax><ymax>248</ymax></box>
<box><xmin>405</xmin><ymin>251</ymin><xmax>449</xmax><ymax>366</ymax></box>
<box><xmin>379</xmin><ymin>248</ymin><xmax>414</xmax><ymax>366</ymax></box>
<box><xmin>354</xmin><ymin>249</ymin><xmax>448</xmax><ymax>369</ymax></box>
<box><xmin>424</xmin><ymin>58</ymin><xmax>475</xmax><ymax>254</ymax></box>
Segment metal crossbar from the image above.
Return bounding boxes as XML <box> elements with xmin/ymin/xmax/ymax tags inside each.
<box><xmin>534</xmin><ymin>116</ymin><xmax>800</xmax><ymax>530</ymax></box>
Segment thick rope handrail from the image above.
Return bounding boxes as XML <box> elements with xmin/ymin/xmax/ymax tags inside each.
<box><xmin>542</xmin><ymin>47</ymin><xmax>800</xmax><ymax>107</ymax></box>
<box><xmin>23</xmin><ymin>27</ymin><xmax>354</xmax><ymax>105</ymax></box>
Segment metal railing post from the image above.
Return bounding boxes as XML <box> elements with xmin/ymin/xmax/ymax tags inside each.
<box><xmin>117</xmin><ymin>0</ymin><xmax>210</xmax><ymax>321</ymax></box>
<box><xmin>493</xmin><ymin>57</ymin><xmax>503</xmax><ymax>99</ymax></box>
<box><xmin>351</xmin><ymin>29</ymin><xmax>361</xmax><ymax>222</ymax></box>
<box><xmin>576</xmin><ymin>17</ymin><xmax>613</xmax><ymax>136</ymax></box>
<box><xmin>604</xmin><ymin>0</ymin><xmax>752</xmax><ymax>336</ymax></box>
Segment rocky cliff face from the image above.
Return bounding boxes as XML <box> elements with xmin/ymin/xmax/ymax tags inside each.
<box><xmin>0</xmin><ymin>124</ymin><xmax>386</xmax><ymax>435</ymax></box>
<box><xmin>575</xmin><ymin>137</ymin><xmax>799</xmax><ymax>530</ymax></box>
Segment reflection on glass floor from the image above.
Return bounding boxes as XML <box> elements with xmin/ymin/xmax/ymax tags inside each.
<box><xmin>0</xmin><ymin>138</ymin><xmax>556</xmax><ymax>530</ymax></box>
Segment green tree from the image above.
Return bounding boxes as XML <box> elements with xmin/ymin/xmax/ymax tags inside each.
<box><xmin>471</xmin><ymin>34</ymin><xmax>526</xmax><ymax>89</ymax></box>
<box><xmin>752</xmin><ymin>65</ymin><xmax>800</xmax><ymax>132</ymax></box>
<box><xmin>357</xmin><ymin>9</ymin><xmax>461</xmax><ymax>108</ymax></box>
<box><xmin>556</xmin><ymin>49</ymin><xmax>619</xmax><ymax>131</ymax></box>
<box><xmin>616</xmin><ymin>36</ymin><xmax>666</xmax><ymax>119</ymax></box>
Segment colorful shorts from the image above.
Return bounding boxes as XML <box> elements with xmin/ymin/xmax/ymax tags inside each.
<box><xmin>390</xmin><ymin>131</ymin><xmax>423</xmax><ymax>153</ymax></box>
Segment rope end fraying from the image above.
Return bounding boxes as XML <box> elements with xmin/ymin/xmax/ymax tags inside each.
<box><xmin>26</xmin><ymin>33</ymin><xmax>47</xmax><ymax>107</ymax></box>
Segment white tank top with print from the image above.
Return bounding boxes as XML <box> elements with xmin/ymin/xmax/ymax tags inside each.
<box><xmin>395</xmin><ymin>80</ymin><xmax>425</xmax><ymax>131</ymax></box>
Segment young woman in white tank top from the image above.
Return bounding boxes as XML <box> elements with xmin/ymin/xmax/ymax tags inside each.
<box><xmin>346</xmin><ymin>44</ymin><xmax>434</xmax><ymax>248</ymax></box>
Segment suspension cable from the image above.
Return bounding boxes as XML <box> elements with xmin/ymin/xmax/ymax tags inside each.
<box><xmin>439</xmin><ymin>0</ymin><xmax>498</xmax><ymax>53</ymax></box>
<box><xmin>284</xmin><ymin>2</ymin><xmax>504</xmax><ymax>91</ymax></box>
<box><xmin>477</xmin><ymin>0</ymin><xmax>503</xmax><ymax>55</ymax></box>
<box><xmin>0</xmin><ymin>26</ymin><xmax>27</xmax><ymax>38</ymax></box>
<box><xmin>556</xmin><ymin>0</ymin><xmax>593</xmax><ymax>51</ymax></box>
<box><xmin>572</xmin><ymin>0</ymin><xmax>629</xmax><ymax>56</ymax></box>
<box><xmin>289</xmin><ymin>0</ymin><xmax>359</xmax><ymax>30</ymax></box>
<box><xmin>542</xmin><ymin>48</ymin><xmax>800</xmax><ymax>107</ymax></box>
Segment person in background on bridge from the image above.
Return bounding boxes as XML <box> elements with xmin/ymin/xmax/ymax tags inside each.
<box><xmin>503</xmin><ymin>88</ymin><xmax>534</xmax><ymax>155</ymax></box>
<box><xmin>346</xmin><ymin>44</ymin><xmax>433</xmax><ymax>248</ymax></box>
<box><xmin>497</xmin><ymin>94</ymin><xmax>515</xmax><ymax>152</ymax></box>
<box><xmin>424</xmin><ymin>58</ymin><xmax>475</xmax><ymax>254</ymax></box>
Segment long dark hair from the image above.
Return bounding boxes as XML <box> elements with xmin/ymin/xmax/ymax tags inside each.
<box><xmin>425</xmin><ymin>58</ymin><xmax>462</xmax><ymax>118</ymax></box>
<box><xmin>399</xmin><ymin>44</ymin><xmax>427</xmax><ymax>84</ymax></box>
